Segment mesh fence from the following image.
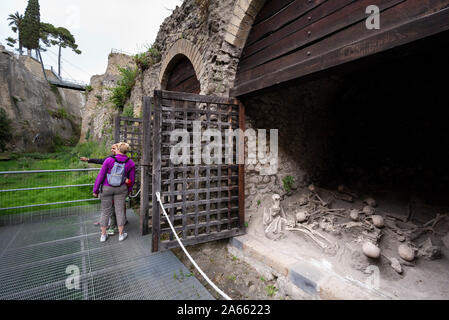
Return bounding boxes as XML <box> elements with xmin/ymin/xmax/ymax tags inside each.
<box><xmin>0</xmin><ymin>169</ymin><xmax>101</xmax><ymax>225</ymax></box>
<box><xmin>0</xmin><ymin>206</ymin><xmax>214</xmax><ymax>300</ymax></box>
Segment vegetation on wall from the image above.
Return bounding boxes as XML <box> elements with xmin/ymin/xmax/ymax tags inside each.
<box><xmin>122</xmin><ymin>103</ymin><xmax>134</xmax><ymax>118</ymax></box>
<box><xmin>0</xmin><ymin>108</ymin><xmax>13</xmax><ymax>152</ymax></box>
<box><xmin>109</xmin><ymin>67</ymin><xmax>137</xmax><ymax>110</ymax></box>
<box><xmin>133</xmin><ymin>44</ymin><xmax>161</xmax><ymax>72</ymax></box>
<box><xmin>282</xmin><ymin>175</ymin><xmax>294</xmax><ymax>193</ymax></box>
<box><xmin>49</xmin><ymin>107</ymin><xmax>69</xmax><ymax>120</ymax></box>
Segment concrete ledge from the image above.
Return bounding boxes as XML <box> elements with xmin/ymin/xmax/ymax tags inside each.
<box><xmin>228</xmin><ymin>233</ymin><xmax>393</xmax><ymax>300</ymax></box>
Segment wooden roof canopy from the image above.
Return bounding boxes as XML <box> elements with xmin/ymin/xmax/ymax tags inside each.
<box><xmin>231</xmin><ymin>0</ymin><xmax>449</xmax><ymax>97</ymax></box>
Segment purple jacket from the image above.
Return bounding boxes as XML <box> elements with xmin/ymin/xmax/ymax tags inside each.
<box><xmin>93</xmin><ymin>154</ymin><xmax>136</xmax><ymax>194</ymax></box>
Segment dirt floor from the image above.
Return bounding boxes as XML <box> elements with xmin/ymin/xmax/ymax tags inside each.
<box><xmin>147</xmin><ymin>182</ymin><xmax>449</xmax><ymax>300</ymax></box>
<box><xmin>247</xmin><ymin>185</ymin><xmax>449</xmax><ymax>299</ymax></box>
<box><xmin>171</xmin><ymin>240</ymin><xmax>291</xmax><ymax>300</ymax></box>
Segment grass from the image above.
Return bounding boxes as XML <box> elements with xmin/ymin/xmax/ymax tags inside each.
<box><xmin>173</xmin><ymin>269</ymin><xmax>193</xmax><ymax>282</ymax></box>
<box><xmin>266</xmin><ymin>285</ymin><xmax>277</xmax><ymax>297</ymax></box>
<box><xmin>282</xmin><ymin>175</ymin><xmax>294</xmax><ymax>193</ymax></box>
<box><xmin>0</xmin><ymin>142</ymin><xmax>111</xmax><ymax>216</ymax></box>
<box><xmin>227</xmin><ymin>274</ymin><xmax>236</xmax><ymax>281</ymax></box>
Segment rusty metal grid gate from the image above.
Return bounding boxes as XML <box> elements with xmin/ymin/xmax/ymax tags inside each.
<box><xmin>114</xmin><ymin>115</ymin><xmax>143</xmax><ymax>164</ymax></box>
<box><xmin>114</xmin><ymin>114</ymin><xmax>143</xmax><ymax>193</ymax></box>
<box><xmin>150</xmin><ymin>90</ymin><xmax>245</xmax><ymax>252</ymax></box>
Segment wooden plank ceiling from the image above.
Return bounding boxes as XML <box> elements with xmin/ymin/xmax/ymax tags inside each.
<box><xmin>231</xmin><ymin>0</ymin><xmax>449</xmax><ymax>97</ymax></box>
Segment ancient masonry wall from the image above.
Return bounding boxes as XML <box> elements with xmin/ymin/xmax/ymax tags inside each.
<box><xmin>130</xmin><ymin>0</ymin><xmax>317</xmax><ymax>214</ymax></box>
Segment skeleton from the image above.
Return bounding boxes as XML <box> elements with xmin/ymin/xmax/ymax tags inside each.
<box><xmin>263</xmin><ymin>194</ymin><xmax>288</xmax><ymax>240</ymax></box>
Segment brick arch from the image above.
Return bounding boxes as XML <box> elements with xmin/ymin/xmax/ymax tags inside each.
<box><xmin>159</xmin><ymin>39</ymin><xmax>206</xmax><ymax>91</ymax></box>
<box><xmin>224</xmin><ymin>0</ymin><xmax>266</xmax><ymax>49</ymax></box>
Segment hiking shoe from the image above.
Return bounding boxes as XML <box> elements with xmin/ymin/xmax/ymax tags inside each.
<box><xmin>119</xmin><ymin>233</ymin><xmax>128</xmax><ymax>242</ymax></box>
<box><xmin>100</xmin><ymin>234</ymin><xmax>108</xmax><ymax>242</ymax></box>
<box><xmin>106</xmin><ymin>228</ymin><xmax>116</xmax><ymax>236</ymax></box>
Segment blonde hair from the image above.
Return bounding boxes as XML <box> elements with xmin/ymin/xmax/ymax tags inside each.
<box><xmin>117</xmin><ymin>142</ymin><xmax>130</xmax><ymax>154</ymax></box>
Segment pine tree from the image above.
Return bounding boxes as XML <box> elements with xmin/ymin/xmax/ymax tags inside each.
<box><xmin>20</xmin><ymin>0</ymin><xmax>40</xmax><ymax>54</ymax></box>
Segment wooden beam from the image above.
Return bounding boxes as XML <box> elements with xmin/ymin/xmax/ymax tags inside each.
<box><xmin>151</xmin><ymin>91</ymin><xmax>162</xmax><ymax>252</ymax></box>
<box><xmin>231</xmin><ymin>6</ymin><xmax>449</xmax><ymax>97</ymax></box>
<box><xmin>159</xmin><ymin>90</ymin><xmax>236</xmax><ymax>105</ymax></box>
<box><xmin>140</xmin><ymin>96</ymin><xmax>152</xmax><ymax>236</ymax></box>
<box><xmin>114</xmin><ymin>115</ymin><xmax>120</xmax><ymax>143</ymax></box>
<box><xmin>238</xmin><ymin>100</ymin><xmax>246</xmax><ymax>231</ymax></box>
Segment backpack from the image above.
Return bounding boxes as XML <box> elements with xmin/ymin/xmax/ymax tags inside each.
<box><xmin>107</xmin><ymin>156</ymin><xmax>130</xmax><ymax>187</ymax></box>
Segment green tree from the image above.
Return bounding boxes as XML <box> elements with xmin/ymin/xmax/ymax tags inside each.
<box><xmin>52</xmin><ymin>27</ymin><xmax>82</xmax><ymax>77</ymax></box>
<box><xmin>20</xmin><ymin>0</ymin><xmax>41</xmax><ymax>55</ymax></box>
<box><xmin>0</xmin><ymin>108</ymin><xmax>12</xmax><ymax>152</ymax></box>
<box><xmin>6</xmin><ymin>11</ymin><xmax>24</xmax><ymax>54</ymax></box>
<box><xmin>39</xmin><ymin>23</ymin><xmax>81</xmax><ymax>77</ymax></box>
<box><xmin>39</xmin><ymin>22</ymin><xmax>56</xmax><ymax>48</ymax></box>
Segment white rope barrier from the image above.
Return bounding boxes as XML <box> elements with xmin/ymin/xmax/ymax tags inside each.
<box><xmin>155</xmin><ymin>192</ymin><xmax>232</xmax><ymax>301</ymax></box>
<box><xmin>128</xmin><ymin>188</ymin><xmax>141</xmax><ymax>198</ymax></box>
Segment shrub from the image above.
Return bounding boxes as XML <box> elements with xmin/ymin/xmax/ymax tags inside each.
<box><xmin>133</xmin><ymin>44</ymin><xmax>161</xmax><ymax>72</ymax></box>
<box><xmin>71</xmin><ymin>140</ymin><xmax>110</xmax><ymax>159</ymax></box>
<box><xmin>85</xmin><ymin>85</ymin><xmax>93</xmax><ymax>93</ymax></box>
<box><xmin>282</xmin><ymin>175</ymin><xmax>294</xmax><ymax>193</ymax></box>
<box><xmin>266</xmin><ymin>285</ymin><xmax>278</xmax><ymax>297</ymax></box>
<box><xmin>0</xmin><ymin>108</ymin><xmax>13</xmax><ymax>152</ymax></box>
<box><xmin>50</xmin><ymin>107</ymin><xmax>69</xmax><ymax>119</ymax></box>
<box><xmin>122</xmin><ymin>103</ymin><xmax>134</xmax><ymax>118</ymax></box>
<box><xmin>109</xmin><ymin>67</ymin><xmax>137</xmax><ymax>110</ymax></box>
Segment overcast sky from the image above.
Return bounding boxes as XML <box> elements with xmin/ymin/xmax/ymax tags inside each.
<box><xmin>0</xmin><ymin>0</ymin><xmax>184</xmax><ymax>83</ymax></box>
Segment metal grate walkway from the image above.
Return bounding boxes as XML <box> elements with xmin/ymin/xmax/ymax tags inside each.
<box><xmin>0</xmin><ymin>206</ymin><xmax>214</xmax><ymax>300</ymax></box>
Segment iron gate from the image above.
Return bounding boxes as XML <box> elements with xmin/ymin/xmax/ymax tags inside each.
<box><xmin>114</xmin><ymin>115</ymin><xmax>143</xmax><ymax>163</ymax></box>
<box><xmin>114</xmin><ymin>113</ymin><xmax>147</xmax><ymax>234</ymax></box>
<box><xmin>150</xmin><ymin>90</ymin><xmax>245</xmax><ymax>252</ymax></box>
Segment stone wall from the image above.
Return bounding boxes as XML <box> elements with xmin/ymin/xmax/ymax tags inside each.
<box><xmin>127</xmin><ymin>0</ymin><xmax>245</xmax><ymax>118</ymax></box>
<box><xmin>241</xmin><ymin>77</ymin><xmax>343</xmax><ymax>215</ymax></box>
<box><xmin>0</xmin><ymin>48</ymin><xmax>85</xmax><ymax>152</ymax></box>
<box><xmin>122</xmin><ymin>0</ymin><xmax>328</xmax><ymax>214</ymax></box>
<box><xmin>79</xmin><ymin>53</ymin><xmax>135</xmax><ymax>143</ymax></box>
<box><xmin>80</xmin><ymin>0</ymin><xmax>341</xmax><ymax>215</ymax></box>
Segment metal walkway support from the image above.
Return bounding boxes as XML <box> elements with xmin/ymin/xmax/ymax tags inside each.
<box><xmin>48</xmin><ymin>78</ymin><xmax>87</xmax><ymax>91</ymax></box>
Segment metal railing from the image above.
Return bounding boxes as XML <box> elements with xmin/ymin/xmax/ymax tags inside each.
<box><xmin>0</xmin><ymin>168</ymin><xmax>101</xmax><ymax>223</ymax></box>
<box><xmin>110</xmin><ymin>48</ymin><xmax>135</xmax><ymax>56</ymax></box>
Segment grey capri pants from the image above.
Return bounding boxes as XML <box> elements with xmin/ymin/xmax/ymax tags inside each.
<box><xmin>100</xmin><ymin>184</ymin><xmax>128</xmax><ymax>228</ymax></box>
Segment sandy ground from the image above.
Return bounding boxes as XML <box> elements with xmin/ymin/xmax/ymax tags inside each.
<box><xmin>245</xmin><ymin>187</ymin><xmax>449</xmax><ymax>299</ymax></box>
<box><xmin>172</xmin><ymin>240</ymin><xmax>291</xmax><ymax>300</ymax></box>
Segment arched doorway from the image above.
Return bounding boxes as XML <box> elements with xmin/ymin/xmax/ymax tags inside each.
<box><xmin>162</xmin><ymin>54</ymin><xmax>200</xmax><ymax>94</ymax></box>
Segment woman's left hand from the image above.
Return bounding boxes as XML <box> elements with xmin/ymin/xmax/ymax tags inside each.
<box><xmin>93</xmin><ymin>193</ymin><xmax>98</xmax><ymax>198</ymax></box>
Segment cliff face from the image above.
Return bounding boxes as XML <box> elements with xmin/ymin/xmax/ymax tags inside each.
<box><xmin>0</xmin><ymin>47</ymin><xmax>85</xmax><ymax>152</ymax></box>
<box><xmin>79</xmin><ymin>53</ymin><xmax>135</xmax><ymax>144</ymax></box>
